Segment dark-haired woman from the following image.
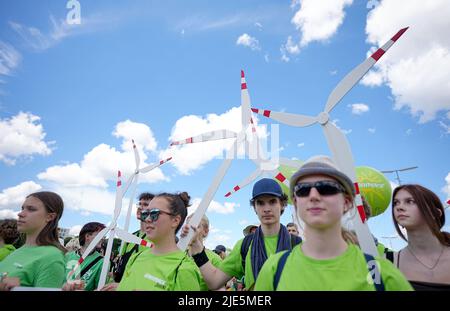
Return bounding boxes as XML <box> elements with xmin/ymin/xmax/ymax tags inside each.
<box><xmin>0</xmin><ymin>219</ymin><xmax>20</xmax><ymax>262</ymax></box>
<box><xmin>117</xmin><ymin>192</ymin><xmax>203</xmax><ymax>291</ymax></box>
<box><xmin>0</xmin><ymin>191</ymin><xmax>66</xmax><ymax>290</ymax></box>
<box><xmin>64</xmin><ymin>222</ymin><xmax>106</xmax><ymax>291</ymax></box>
<box><xmin>390</xmin><ymin>184</ymin><xmax>450</xmax><ymax>290</ymax></box>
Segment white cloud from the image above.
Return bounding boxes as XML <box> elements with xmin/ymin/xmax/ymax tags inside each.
<box><xmin>0</xmin><ymin>41</ymin><xmax>21</xmax><ymax>76</ymax></box>
<box><xmin>439</xmin><ymin>121</ymin><xmax>450</xmax><ymax>135</ymax></box>
<box><xmin>0</xmin><ymin>112</ymin><xmax>53</xmax><ymax>165</ymax></box>
<box><xmin>0</xmin><ymin>181</ymin><xmax>42</xmax><ymax>211</ymax></box>
<box><xmin>255</xmin><ymin>22</ymin><xmax>263</xmax><ymax>30</ymax></box>
<box><xmin>350</xmin><ymin>103</ymin><xmax>370</xmax><ymax>115</ymax></box>
<box><xmin>264</xmin><ymin>54</ymin><xmax>269</xmax><ymax>63</ymax></box>
<box><xmin>443</xmin><ymin>172</ymin><xmax>450</xmax><ymax>200</ymax></box>
<box><xmin>297</xmin><ymin>143</ymin><xmax>305</xmax><ymax>148</ymax></box>
<box><xmin>0</xmin><ymin>209</ymin><xmax>18</xmax><ymax>220</ymax></box>
<box><xmin>284</xmin><ymin>36</ymin><xmax>300</xmax><ymax>55</ymax></box>
<box><xmin>236</xmin><ymin>33</ymin><xmax>261</xmax><ymax>51</ymax></box>
<box><xmin>238</xmin><ymin>219</ymin><xmax>249</xmax><ymax>226</ymax></box>
<box><xmin>291</xmin><ymin>0</ymin><xmax>353</xmax><ymax>47</ymax></box>
<box><xmin>160</xmin><ymin>107</ymin><xmax>267</xmax><ymax>175</ymax></box>
<box><xmin>189</xmin><ymin>198</ymin><xmax>237</xmax><ymax>216</ymax></box>
<box><xmin>69</xmin><ymin>225</ymin><xmax>82</xmax><ymax>236</ymax></box>
<box><xmin>363</xmin><ymin>0</ymin><xmax>450</xmax><ymax>123</ymax></box>
<box><xmin>38</xmin><ymin>120</ymin><xmax>167</xmax><ymax>188</ymax></box>
<box><xmin>330</xmin><ymin>70</ymin><xmax>338</xmax><ymax>75</ymax></box>
<box><xmin>332</xmin><ymin>119</ymin><xmax>352</xmax><ymax>135</ymax></box>
<box><xmin>368</xmin><ymin>128</ymin><xmax>376</xmax><ymax>133</ymax></box>
<box><xmin>406</xmin><ymin>129</ymin><xmax>412</xmax><ymax>136</ymax></box>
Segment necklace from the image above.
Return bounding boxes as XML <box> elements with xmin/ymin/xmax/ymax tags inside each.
<box><xmin>406</xmin><ymin>246</ymin><xmax>444</xmax><ymax>270</ymax></box>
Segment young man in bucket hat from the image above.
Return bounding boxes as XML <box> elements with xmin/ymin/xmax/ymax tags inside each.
<box><xmin>184</xmin><ymin>178</ymin><xmax>301</xmax><ymax>290</ymax></box>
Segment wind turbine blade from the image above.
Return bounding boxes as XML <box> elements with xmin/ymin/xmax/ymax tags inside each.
<box><xmin>325</xmin><ymin>27</ymin><xmax>408</xmax><ymax>114</ymax></box>
<box><xmin>241</xmin><ymin>70</ymin><xmax>252</xmax><ymax>129</ymax></box>
<box><xmin>113</xmin><ymin>171</ymin><xmax>123</xmax><ymax>222</ymax></box>
<box><xmin>67</xmin><ymin>227</ymin><xmax>109</xmax><ymax>279</ymax></box>
<box><xmin>97</xmin><ymin>229</ymin><xmax>115</xmax><ymax>289</ymax></box>
<box><xmin>140</xmin><ymin>157</ymin><xmax>173</xmax><ymax>173</ymax></box>
<box><xmin>121</xmin><ymin>174</ymin><xmax>136</xmax><ymax>197</ymax></box>
<box><xmin>224</xmin><ymin>168</ymin><xmax>262</xmax><ymax>197</ymax></box>
<box><xmin>132</xmin><ymin>139</ymin><xmax>140</xmax><ymax>170</ymax></box>
<box><xmin>270</xmin><ymin>170</ymin><xmax>291</xmax><ymax>189</ymax></box>
<box><xmin>119</xmin><ymin>175</ymin><xmax>138</xmax><ymax>254</ymax></box>
<box><xmin>322</xmin><ymin>122</ymin><xmax>378</xmax><ymax>256</ymax></box>
<box><xmin>177</xmin><ymin>138</ymin><xmax>240</xmax><ymax>250</ymax></box>
<box><xmin>116</xmin><ymin>228</ymin><xmax>152</xmax><ymax>248</ymax></box>
<box><xmin>278</xmin><ymin>158</ymin><xmax>303</xmax><ymax>169</ymax></box>
<box><xmin>251</xmin><ymin>108</ymin><xmax>317</xmax><ymax>127</ymax></box>
<box><xmin>170</xmin><ymin>130</ymin><xmax>237</xmax><ymax>146</ymax></box>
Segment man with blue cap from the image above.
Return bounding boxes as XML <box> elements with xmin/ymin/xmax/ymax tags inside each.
<box><xmin>188</xmin><ymin>178</ymin><xmax>301</xmax><ymax>290</ymax></box>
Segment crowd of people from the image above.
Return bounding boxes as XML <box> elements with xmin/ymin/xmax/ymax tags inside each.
<box><xmin>1</xmin><ymin>155</ymin><xmax>449</xmax><ymax>291</ymax></box>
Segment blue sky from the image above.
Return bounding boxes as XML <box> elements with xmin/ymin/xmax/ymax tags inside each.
<box><xmin>1</xmin><ymin>0</ymin><xmax>449</xmax><ymax>251</ymax></box>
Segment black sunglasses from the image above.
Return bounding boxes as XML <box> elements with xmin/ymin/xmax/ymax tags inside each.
<box><xmin>294</xmin><ymin>180</ymin><xmax>346</xmax><ymax>197</ymax></box>
<box><xmin>138</xmin><ymin>208</ymin><xmax>175</xmax><ymax>222</ymax></box>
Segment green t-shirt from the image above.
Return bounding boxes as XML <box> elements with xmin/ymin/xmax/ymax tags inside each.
<box><xmin>218</xmin><ymin>235</ymin><xmax>278</xmax><ymax>289</ymax></box>
<box><xmin>254</xmin><ymin>243</ymin><xmax>413</xmax><ymax>291</ymax></box>
<box><xmin>377</xmin><ymin>241</ymin><xmax>390</xmax><ymax>257</ymax></box>
<box><xmin>65</xmin><ymin>250</ymin><xmax>104</xmax><ymax>291</ymax></box>
<box><xmin>0</xmin><ymin>245</ymin><xmax>65</xmax><ymax>288</ymax></box>
<box><xmin>117</xmin><ymin>248</ymin><xmax>203</xmax><ymax>291</ymax></box>
<box><xmin>120</xmin><ymin>230</ymin><xmax>151</xmax><ymax>255</ymax></box>
<box><xmin>198</xmin><ymin>249</ymin><xmax>223</xmax><ymax>290</ymax></box>
<box><xmin>0</xmin><ymin>244</ymin><xmax>16</xmax><ymax>262</ymax></box>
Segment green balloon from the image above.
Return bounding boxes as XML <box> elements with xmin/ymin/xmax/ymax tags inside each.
<box><xmin>356</xmin><ymin>166</ymin><xmax>392</xmax><ymax>217</ymax></box>
<box><xmin>275</xmin><ymin>161</ymin><xmax>303</xmax><ymax>205</ymax></box>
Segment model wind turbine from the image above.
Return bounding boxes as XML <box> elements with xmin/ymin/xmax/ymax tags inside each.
<box><xmin>381</xmin><ymin>166</ymin><xmax>418</xmax><ymax>185</ymax></box>
<box><xmin>251</xmin><ymin>27</ymin><xmax>408</xmax><ymax>257</ymax></box>
<box><xmin>67</xmin><ymin>171</ymin><xmax>152</xmax><ymax>289</ymax></box>
<box><xmin>175</xmin><ymin>70</ymin><xmax>257</xmax><ymax>250</ymax></box>
<box><xmin>119</xmin><ymin>140</ymin><xmax>172</xmax><ymax>253</ymax></box>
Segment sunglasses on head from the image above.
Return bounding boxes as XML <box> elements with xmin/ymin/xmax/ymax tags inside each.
<box><xmin>294</xmin><ymin>180</ymin><xmax>346</xmax><ymax>197</ymax></box>
<box><xmin>138</xmin><ymin>208</ymin><xmax>175</xmax><ymax>222</ymax></box>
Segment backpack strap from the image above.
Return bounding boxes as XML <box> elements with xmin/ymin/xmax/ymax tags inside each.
<box><xmin>240</xmin><ymin>234</ymin><xmax>254</xmax><ymax>273</ymax></box>
<box><xmin>290</xmin><ymin>235</ymin><xmax>302</xmax><ymax>249</ymax></box>
<box><xmin>273</xmin><ymin>250</ymin><xmax>291</xmax><ymax>290</ymax></box>
<box><xmin>363</xmin><ymin>253</ymin><xmax>385</xmax><ymax>291</ymax></box>
<box><xmin>385</xmin><ymin>250</ymin><xmax>394</xmax><ymax>263</ymax></box>
<box><xmin>80</xmin><ymin>255</ymin><xmax>103</xmax><ymax>278</ymax></box>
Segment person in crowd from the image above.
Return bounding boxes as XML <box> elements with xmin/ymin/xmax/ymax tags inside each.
<box><xmin>113</xmin><ymin>192</ymin><xmax>154</xmax><ymax>282</ymax></box>
<box><xmin>0</xmin><ymin>219</ymin><xmax>20</xmax><ymax>262</ymax></box>
<box><xmin>242</xmin><ymin>224</ymin><xmax>258</xmax><ymax>237</ymax></box>
<box><xmin>0</xmin><ymin>191</ymin><xmax>66</xmax><ymax>290</ymax></box>
<box><xmin>63</xmin><ymin>222</ymin><xmax>106</xmax><ymax>291</ymax></box>
<box><xmin>213</xmin><ymin>245</ymin><xmax>227</xmax><ymax>260</ymax></box>
<box><xmin>286</xmin><ymin>223</ymin><xmax>299</xmax><ymax>236</ymax></box>
<box><xmin>111</xmin><ymin>192</ymin><xmax>202</xmax><ymax>291</ymax></box>
<box><xmin>254</xmin><ymin>156</ymin><xmax>412</xmax><ymax>291</ymax></box>
<box><xmin>388</xmin><ymin>184</ymin><xmax>450</xmax><ymax>290</ymax></box>
<box><xmin>185</xmin><ymin>178</ymin><xmax>302</xmax><ymax>290</ymax></box>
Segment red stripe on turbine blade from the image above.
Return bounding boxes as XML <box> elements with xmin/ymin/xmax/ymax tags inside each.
<box><xmin>186</xmin><ymin>137</ymin><xmax>193</xmax><ymax>144</ymax></box>
<box><xmin>447</xmin><ymin>199</ymin><xmax>450</xmax><ymax>205</ymax></box>
<box><xmin>241</xmin><ymin>83</ymin><xmax>247</xmax><ymax>90</ymax></box>
<box><xmin>118</xmin><ymin>171</ymin><xmax>121</xmax><ymax>178</ymax></box>
<box><xmin>225</xmin><ymin>192</ymin><xmax>231</xmax><ymax>197</ymax></box>
<box><xmin>263</xmin><ymin>110</ymin><xmax>271</xmax><ymax>117</ymax></box>
<box><xmin>117</xmin><ymin>181</ymin><xmax>122</xmax><ymax>187</ymax></box>
<box><xmin>391</xmin><ymin>27</ymin><xmax>408</xmax><ymax>42</ymax></box>
<box><xmin>140</xmin><ymin>240</ymin><xmax>147</xmax><ymax>246</ymax></box>
<box><xmin>371</xmin><ymin>48</ymin><xmax>385</xmax><ymax>61</ymax></box>
<box><xmin>78</xmin><ymin>258</ymin><xmax>84</xmax><ymax>264</ymax></box>
<box><xmin>167</xmin><ymin>157</ymin><xmax>172</xmax><ymax>161</ymax></box>
<box><xmin>357</xmin><ymin>205</ymin><xmax>367</xmax><ymax>223</ymax></box>
<box><xmin>233</xmin><ymin>186</ymin><xmax>240</xmax><ymax>191</ymax></box>
<box><xmin>354</xmin><ymin>183</ymin><xmax>360</xmax><ymax>195</ymax></box>
<box><xmin>275</xmin><ymin>173</ymin><xmax>286</xmax><ymax>182</ymax></box>
<box><xmin>241</xmin><ymin>70</ymin><xmax>245</xmax><ymax>78</ymax></box>
<box><xmin>159</xmin><ymin>160</ymin><xmax>164</xmax><ymax>165</ymax></box>
<box><xmin>251</xmin><ymin>108</ymin><xmax>258</xmax><ymax>113</ymax></box>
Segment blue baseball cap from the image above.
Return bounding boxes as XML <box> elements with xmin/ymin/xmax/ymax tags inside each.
<box><xmin>251</xmin><ymin>178</ymin><xmax>284</xmax><ymax>201</ymax></box>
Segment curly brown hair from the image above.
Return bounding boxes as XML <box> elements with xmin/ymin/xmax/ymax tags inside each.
<box><xmin>0</xmin><ymin>219</ymin><xmax>20</xmax><ymax>244</ymax></box>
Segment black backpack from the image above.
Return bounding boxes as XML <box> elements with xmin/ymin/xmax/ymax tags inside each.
<box><xmin>240</xmin><ymin>233</ymin><xmax>302</xmax><ymax>274</ymax></box>
<box><xmin>113</xmin><ymin>232</ymin><xmax>146</xmax><ymax>282</ymax></box>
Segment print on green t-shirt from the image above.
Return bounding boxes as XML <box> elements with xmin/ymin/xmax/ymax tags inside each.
<box><xmin>0</xmin><ymin>245</ymin><xmax>65</xmax><ymax>288</ymax></box>
<box><xmin>254</xmin><ymin>243</ymin><xmax>413</xmax><ymax>291</ymax></box>
<box><xmin>65</xmin><ymin>250</ymin><xmax>104</xmax><ymax>291</ymax></box>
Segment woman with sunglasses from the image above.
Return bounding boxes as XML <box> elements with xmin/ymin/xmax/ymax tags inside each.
<box><xmin>0</xmin><ymin>191</ymin><xmax>66</xmax><ymax>291</ymax></box>
<box><xmin>255</xmin><ymin>156</ymin><xmax>412</xmax><ymax>290</ymax></box>
<box><xmin>116</xmin><ymin>192</ymin><xmax>203</xmax><ymax>291</ymax></box>
<box><xmin>388</xmin><ymin>184</ymin><xmax>450</xmax><ymax>290</ymax></box>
